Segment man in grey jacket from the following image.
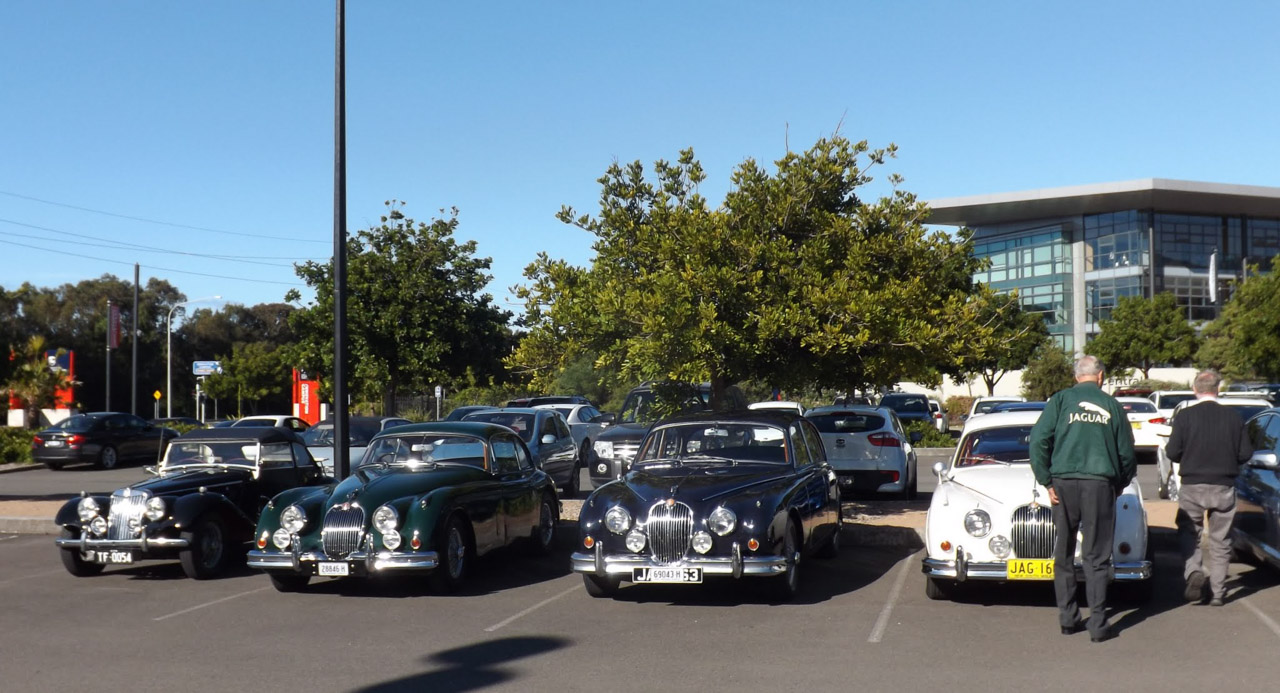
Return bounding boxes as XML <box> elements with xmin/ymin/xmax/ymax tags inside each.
<box><xmin>1165</xmin><ymin>370</ymin><xmax>1255</xmax><ymax>606</ymax></box>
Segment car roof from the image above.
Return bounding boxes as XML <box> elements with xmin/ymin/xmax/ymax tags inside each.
<box><xmin>1116</xmin><ymin>396</ymin><xmax>1156</xmax><ymax>403</ymax></box>
<box><xmin>173</xmin><ymin>426</ymin><xmax>303</xmax><ymax>444</ymax></box>
<box><xmin>467</xmin><ymin>407</ymin><xmax>550</xmax><ymax>415</ymax></box>
<box><xmin>807</xmin><ymin>405</ymin><xmax>890</xmax><ymax>417</ymax></box>
<box><xmin>312</xmin><ymin>416</ymin><xmax>408</xmax><ymax>425</ymax></box>
<box><xmin>656</xmin><ymin>409</ymin><xmax>803</xmax><ymax>425</ymax></box>
<box><xmin>960</xmin><ymin>410</ymin><xmax>1042</xmax><ymax>433</ymax></box>
<box><xmin>370</xmin><ymin>421</ymin><xmax>513</xmax><ymax>438</ymax></box>
<box><xmin>1207</xmin><ymin>397</ymin><xmax>1273</xmax><ymax>407</ymax></box>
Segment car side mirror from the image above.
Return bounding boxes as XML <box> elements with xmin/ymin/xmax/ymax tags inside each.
<box><xmin>932</xmin><ymin>461</ymin><xmax>949</xmax><ymax>479</ymax></box>
<box><xmin>1249</xmin><ymin>451</ymin><xmax>1279</xmax><ymax>469</ymax></box>
<box><xmin>598</xmin><ymin>413</ymin><xmax>616</xmax><ymax>426</ymax></box>
<box><xmin>909</xmin><ymin>431</ymin><xmax>923</xmax><ymax>444</ymax></box>
<box><xmin>541</xmin><ymin>434</ymin><xmax>557</xmax><ymax>445</ymax></box>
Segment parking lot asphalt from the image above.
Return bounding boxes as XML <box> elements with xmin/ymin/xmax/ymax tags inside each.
<box><xmin>4</xmin><ymin>516</ymin><xmax>1280</xmax><ymax>692</ymax></box>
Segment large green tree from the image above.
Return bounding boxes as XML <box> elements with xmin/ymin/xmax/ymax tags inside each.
<box><xmin>953</xmin><ymin>290</ymin><xmax>1049</xmax><ymax>395</ymax></box>
<box><xmin>512</xmin><ymin>136</ymin><xmax>989</xmax><ymax>405</ymax></box>
<box><xmin>1085</xmin><ymin>293</ymin><xmax>1199</xmax><ymax>379</ymax></box>
<box><xmin>1020</xmin><ymin>341</ymin><xmax>1075</xmax><ymax>401</ymax></box>
<box><xmin>1197</xmin><ymin>256</ymin><xmax>1280</xmax><ymax>380</ymax></box>
<box><xmin>288</xmin><ymin>202</ymin><xmax>512</xmax><ymax>414</ymax></box>
<box><xmin>200</xmin><ymin>341</ymin><xmax>290</xmax><ymax>417</ymax></box>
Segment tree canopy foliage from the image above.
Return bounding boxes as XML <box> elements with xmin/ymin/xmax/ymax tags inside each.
<box><xmin>1197</xmin><ymin>257</ymin><xmax>1280</xmax><ymax>381</ymax></box>
<box><xmin>1085</xmin><ymin>293</ymin><xmax>1199</xmax><ymax>379</ymax></box>
<box><xmin>287</xmin><ymin>202</ymin><xmax>512</xmax><ymax>414</ymax></box>
<box><xmin>3</xmin><ymin>336</ymin><xmax>79</xmax><ymax>428</ymax></box>
<box><xmin>953</xmin><ymin>291</ymin><xmax>1049</xmax><ymax>395</ymax></box>
<box><xmin>1020</xmin><ymin>341</ymin><xmax>1075</xmax><ymax>401</ymax></box>
<box><xmin>512</xmin><ymin>136</ymin><xmax>991</xmax><ymax>405</ymax></box>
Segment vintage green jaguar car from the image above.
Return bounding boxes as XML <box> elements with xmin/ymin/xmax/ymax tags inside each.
<box><xmin>246</xmin><ymin>422</ymin><xmax>559</xmax><ymax>593</ymax></box>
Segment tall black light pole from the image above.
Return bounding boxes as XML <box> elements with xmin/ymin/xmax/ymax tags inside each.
<box><xmin>332</xmin><ymin>0</ymin><xmax>350</xmax><ymax>480</ymax></box>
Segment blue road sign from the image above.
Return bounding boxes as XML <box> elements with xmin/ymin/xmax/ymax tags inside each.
<box><xmin>193</xmin><ymin>360</ymin><xmax>223</xmax><ymax>376</ymax></box>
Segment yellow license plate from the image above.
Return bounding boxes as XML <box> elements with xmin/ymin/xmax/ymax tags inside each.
<box><xmin>1007</xmin><ymin>559</ymin><xmax>1054</xmax><ymax>580</ymax></box>
<box><xmin>1131</xmin><ymin>421</ymin><xmax>1142</xmax><ymax>429</ymax></box>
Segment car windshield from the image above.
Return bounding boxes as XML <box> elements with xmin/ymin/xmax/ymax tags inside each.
<box><xmin>880</xmin><ymin>395</ymin><xmax>928</xmax><ymax>413</ymax></box>
<box><xmin>545</xmin><ymin>406</ymin><xmax>575</xmax><ymax>418</ymax></box>
<box><xmin>301</xmin><ymin>421</ymin><xmax>379</xmax><ymax>447</ymax></box>
<box><xmin>618</xmin><ymin>389</ymin><xmax>709</xmax><ymax>425</ymax></box>
<box><xmin>50</xmin><ymin>415</ymin><xmax>103</xmax><ymax>432</ymax></box>
<box><xmin>1157</xmin><ymin>393</ymin><xmax>1196</xmax><ymax>409</ymax></box>
<box><xmin>164</xmin><ymin>440</ymin><xmax>266</xmax><ymax>469</ymax></box>
<box><xmin>358</xmin><ymin>434</ymin><xmax>486</xmax><ymax>469</ymax></box>
<box><xmin>807</xmin><ymin>412</ymin><xmax>885</xmax><ymax>433</ymax></box>
<box><xmin>636</xmin><ymin>422</ymin><xmax>788</xmax><ymax>466</ymax></box>
<box><xmin>1227</xmin><ymin>405</ymin><xmax>1269</xmax><ymax>421</ymax></box>
<box><xmin>954</xmin><ymin>426</ymin><xmax>1035</xmax><ymax>468</ymax></box>
<box><xmin>462</xmin><ymin>413</ymin><xmax>535</xmax><ymax>442</ymax></box>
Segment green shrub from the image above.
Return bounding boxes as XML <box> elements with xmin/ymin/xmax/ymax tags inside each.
<box><xmin>904</xmin><ymin>421</ymin><xmax>955</xmax><ymax>448</ymax></box>
<box><xmin>0</xmin><ymin>427</ymin><xmax>35</xmax><ymax>464</ymax></box>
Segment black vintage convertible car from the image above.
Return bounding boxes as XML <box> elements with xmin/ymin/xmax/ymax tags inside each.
<box><xmin>54</xmin><ymin>427</ymin><xmax>329</xmax><ymax>579</ymax></box>
<box><xmin>572</xmin><ymin>410</ymin><xmax>841</xmax><ymax>600</ymax></box>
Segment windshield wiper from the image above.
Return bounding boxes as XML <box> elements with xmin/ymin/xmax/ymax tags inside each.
<box><xmin>635</xmin><ymin>458</ymin><xmax>682</xmax><ymax>468</ymax></box>
<box><xmin>680</xmin><ymin>455</ymin><xmax>737</xmax><ymax>465</ymax></box>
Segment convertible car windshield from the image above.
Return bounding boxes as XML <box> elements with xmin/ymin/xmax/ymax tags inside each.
<box><xmin>637</xmin><ymin>423</ymin><xmax>788</xmax><ymax>465</ymax></box>
<box><xmin>359</xmin><ymin>434</ymin><xmax>487</xmax><ymax>469</ymax></box>
<box><xmin>164</xmin><ymin>440</ymin><xmax>274</xmax><ymax>469</ymax></box>
<box><xmin>954</xmin><ymin>426</ymin><xmax>1035</xmax><ymax>468</ymax></box>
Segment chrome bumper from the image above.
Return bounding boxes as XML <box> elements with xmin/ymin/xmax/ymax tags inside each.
<box><xmin>246</xmin><ymin>548</ymin><xmax>440</xmax><ymax>573</ymax></box>
<box><xmin>55</xmin><ymin>535</ymin><xmax>189</xmax><ymax>551</ymax></box>
<box><xmin>921</xmin><ymin>546</ymin><xmax>1152</xmax><ymax>582</ymax></box>
<box><xmin>570</xmin><ymin>541</ymin><xmax>786</xmax><ymax>579</ymax></box>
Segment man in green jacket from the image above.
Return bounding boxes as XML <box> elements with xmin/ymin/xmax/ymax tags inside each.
<box><xmin>1030</xmin><ymin>355</ymin><xmax>1136</xmax><ymax>643</ymax></box>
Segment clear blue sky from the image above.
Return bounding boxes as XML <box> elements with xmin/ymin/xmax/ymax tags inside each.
<box><xmin>2</xmin><ymin>1</ymin><xmax>1277</xmax><ymax>318</ymax></box>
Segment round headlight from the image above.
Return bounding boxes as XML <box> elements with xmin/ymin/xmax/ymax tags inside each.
<box><xmin>707</xmin><ymin>507</ymin><xmax>736</xmax><ymax>536</ymax></box>
<box><xmin>89</xmin><ymin>516</ymin><xmax>108</xmax><ymax>536</ymax></box>
<box><xmin>144</xmin><ymin>496</ymin><xmax>166</xmax><ymax>522</ymax></box>
<box><xmin>964</xmin><ymin>509</ymin><xmax>992</xmax><ymax>538</ymax></box>
<box><xmin>382</xmin><ymin>530</ymin><xmax>401</xmax><ymax>550</ymax></box>
<box><xmin>272</xmin><ymin>528</ymin><xmax>292</xmax><ymax>549</ymax></box>
<box><xmin>594</xmin><ymin>441</ymin><xmax>614</xmax><ymax>459</ymax></box>
<box><xmin>604</xmin><ymin>506</ymin><xmax>631</xmax><ymax>534</ymax></box>
<box><xmin>624</xmin><ymin>529</ymin><xmax>646</xmax><ymax>553</ymax></box>
<box><xmin>989</xmin><ymin>534</ymin><xmax>1011</xmax><ymax>559</ymax></box>
<box><xmin>281</xmin><ymin>505</ymin><xmax>306</xmax><ymax>534</ymax></box>
<box><xmin>77</xmin><ymin>497</ymin><xmax>100</xmax><ymax>523</ymax></box>
<box><xmin>692</xmin><ymin>531</ymin><xmax>713</xmax><ymax>554</ymax></box>
<box><xmin>373</xmin><ymin>505</ymin><xmax>399</xmax><ymax>534</ymax></box>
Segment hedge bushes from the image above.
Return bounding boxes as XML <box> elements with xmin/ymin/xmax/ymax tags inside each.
<box><xmin>0</xmin><ymin>427</ymin><xmax>34</xmax><ymax>464</ymax></box>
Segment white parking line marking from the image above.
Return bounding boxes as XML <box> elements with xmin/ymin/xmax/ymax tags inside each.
<box><xmin>0</xmin><ymin>569</ymin><xmax>65</xmax><ymax>588</ymax></box>
<box><xmin>868</xmin><ymin>550</ymin><xmax>917</xmax><ymax>644</ymax></box>
<box><xmin>1241</xmin><ymin>597</ymin><xmax>1280</xmax><ymax>640</ymax></box>
<box><xmin>0</xmin><ymin>535</ymin><xmax>20</xmax><ymax>542</ymax></box>
<box><xmin>152</xmin><ymin>586</ymin><xmax>270</xmax><ymax>622</ymax></box>
<box><xmin>484</xmin><ymin>584</ymin><xmax>579</xmax><ymax>632</ymax></box>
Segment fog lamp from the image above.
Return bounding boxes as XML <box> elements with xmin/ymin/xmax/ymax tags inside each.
<box><xmin>989</xmin><ymin>535</ymin><xmax>1011</xmax><ymax>559</ymax></box>
<box><xmin>692</xmin><ymin>531</ymin><xmax>713</xmax><ymax>554</ymax></box>
<box><xmin>383</xmin><ymin>530</ymin><xmax>402</xmax><ymax>550</ymax></box>
<box><xmin>89</xmin><ymin>516</ymin><xmax>108</xmax><ymax>536</ymax></box>
<box><xmin>272</xmin><ymin>528</ymin><xmax>292</xmax><ymax>549</ymax></box>
<box><xmin>625</xmin><ymin>530</ymin><xmax>646</xmax><ymax>553</ymax></box>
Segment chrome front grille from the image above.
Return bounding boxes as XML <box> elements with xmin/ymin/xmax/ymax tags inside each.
<box><xmin>614</xmin><ymin>443</ymin><xmax>639</xmax><ymax>463</ymax></box>
<box><xmin>1010</xmin><ymin>503</ymin><xmax>1056</xmax><ymax>559</ymax></box>
<box><xmin>108</xmin><ymin>489</ymin><xmax>148</xmax><ymax>540</ymax></box>
<box><xmin>322</xmin><ymin>504</ymin><xmax>365</xmax><ymax>558</ymax></box>
<box><xmin>645</xmin><ymin>501</ymin><xmax>693</xmax><ymax>565</ymax></box>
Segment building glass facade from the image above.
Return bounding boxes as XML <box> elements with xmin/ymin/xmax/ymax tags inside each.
<box><xmin>972</xmin><ymin>225</ymin><xmax>1073</xmax><ymax>351</ymax></box>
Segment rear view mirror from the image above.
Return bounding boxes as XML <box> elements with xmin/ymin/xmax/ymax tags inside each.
<box><xmin>1249</xmin><ymin>451</ymin><xmax>1279</xmax><ymax>469</ymax></box>
<box><xmin>541</xmin><ymin>434</ymin><xmax>557</xmax><ymax>445</ymax></box>
<box><xmin>932</xmin><ymin>461</ymin><xmax>948</xmax><ymax>479</ymax></box>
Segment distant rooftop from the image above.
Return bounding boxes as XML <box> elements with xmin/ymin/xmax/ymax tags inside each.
<box><xmin>926</xmin><ymin>178</ymin><xmax>1280</xmax><ymax>227</ymax></box>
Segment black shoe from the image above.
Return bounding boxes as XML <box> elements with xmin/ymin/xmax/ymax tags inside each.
<box><xmin>1090</xmin><ymin>628</ymin><xmax>1115</xmax><ymax>643</ymax></box>
<box><xmin>1060</xmin><ymin>622</ymin><xmax>1083</xmax><ymax>635</ymax></box>
<box><xmin>1209</xmin><ymin>597</ymin><xmax>1224</xmax><ymax>607</ymax></box>
<box><xmin>1184</xmin><ymin>571</ymin><xmax>1206</xmax><ymax>602</ymax></box>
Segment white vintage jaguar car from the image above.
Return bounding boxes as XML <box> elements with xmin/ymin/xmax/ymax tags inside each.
<box><xmin>921</xmin><ymin>411</ymin><xmax>1152</xmax><ymax>600</ymax></box>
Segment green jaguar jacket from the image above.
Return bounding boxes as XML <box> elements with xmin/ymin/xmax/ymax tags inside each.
<box><xmin>1029</xmin><ymin>381</ymin><xmax>1136</xmax><ymax>487</ymax></box>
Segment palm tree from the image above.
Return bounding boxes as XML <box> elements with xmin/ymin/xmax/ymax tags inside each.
<box><xmin>5</xmin><ymin>336</ymin><xmax>78</xmax><ymax>429</ymax></box>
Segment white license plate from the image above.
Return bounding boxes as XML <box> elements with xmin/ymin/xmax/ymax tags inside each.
<box><xmin>318</xmin><ymin>562</ymin><xmax>349</xmax><ymax>576</ymax></box>
<box><xmin>633</xmin><ymin>567</ymin><xmax>702</xmax><ymax>583</ymax></box>
<box><xmin>92</xmin><ymin>550</ymin><xmax>133</xmax><ymax>564</ymax></box>
<box><xmin>45</xmin><ymin>440</ymin><xmax>64</xmax><ymax>447</ymax></box>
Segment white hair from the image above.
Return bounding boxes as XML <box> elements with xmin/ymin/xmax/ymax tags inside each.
<box><xmin>1074</xmin><ymin>355</ymin><xmax>1104</xmax><ymax>378</ymax></box>
<box><xmin>1193</xmin><ymin>370</ymin><xmax>1222</xmax><ymax>395</ymax></box>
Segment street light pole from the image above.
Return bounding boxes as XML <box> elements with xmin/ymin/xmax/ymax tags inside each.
<box><xmin>166</xmin><ymin>295</ymin><xmax>221</xmax><ymax>418</ymax></box>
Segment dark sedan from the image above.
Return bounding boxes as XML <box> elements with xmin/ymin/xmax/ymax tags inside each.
<box><xmin>876</xmin><ymin>393</ymin><xmax>934</xmax><ymax>427</ymax></box>
<box><xmin>32</xmin><ymin>412</ymin><xmax>178</xmax><ymax>470</ymax></box>
<box><xmin>573</xmin><ymin>410</ymin><xmax>841</xmax><ymax>601</ymax></box>
<box><xmin>54</xmin><ymin>426</ymin><xmax>329</xmax><ymax>579</ymax></box>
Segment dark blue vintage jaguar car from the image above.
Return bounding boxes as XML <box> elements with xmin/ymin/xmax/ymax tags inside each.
<box><xmin>572</xmin><ymin>410</ymin><xmax>841</xmax><ymax>600</ymax></box>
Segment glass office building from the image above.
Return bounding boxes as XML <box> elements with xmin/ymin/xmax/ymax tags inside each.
<box><xmin>928</xmin><ymin>180</ymin><xmax>1280</xmax><ymax>355</ymax></box>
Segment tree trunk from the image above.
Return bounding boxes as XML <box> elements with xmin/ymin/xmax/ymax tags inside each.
<box><xmin>708</xmin><ymin>372</ymin><xmax>729</xmax><ymax>411</ymax></box>
<box><xmin>381</xmin><ymin>381</ymin><xmax>398</xmax><ymax>417</ymax></box>
<box><xmin>982</xmin><ymin>372</ymin><xmax>998</xmax><ymax>396</ymax></box>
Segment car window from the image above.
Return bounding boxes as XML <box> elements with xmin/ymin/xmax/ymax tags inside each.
<box><xmin>583</xmin><ymin>407</ymin><xmax>600</xmax><ymax>422</ymax></box>
<box><xmin>801</xmin><ymin>420</ymin><xmax>826</xmax><ymax>464</ymax></box>
<box><xmin>1265</xmin><ymin>415</ymin><xmax>1280</xmax><ymax>454</ymax></box>
<box><xmin>360</xmin><ymin>434</ymin><xmax>485</xmax><ymax>468</ymax></box>
<box><xmin>879</xmin><ymin>395</ymin><xmax>929</xmax><ymax>413</ymax></box>
<box><xmin>637</xmin><ymin>422</ymin><xmax>788</xmax><ymax>464</ymax></box>
<box><xmin>790</xmin><ymin>424</ymin><xmax>813</xmax><ymax>468</ymax></box>
<box><xmin>491</xmin><ymin>436</ymin><xmax>524</xmax><ymax>474</ymax></box>
<box><xmin>259</xmin><ymin>442</ymin><xmax>295</xmax><ymax>468</ymax></box>
<box><xmin>463</xmin><ymin>412</ymin><xmax>535</xmax><ymax>442</ymax></box>
<box><xmin>618</xmin><ymin>390</ymin><xmax>655</xmax><ymax>424</ymax></box>
<box><xmin>807</xmin><ymin>413</ymin><xmax>885</xmax><ymax>433</ymax></box>
<box><xmin>292</xmin><ymin>442</ymin><xmax>315</xmax><ymax>468</ymax></box>
<box><xmin>1120</xmin><ymin>401</ymin><xmax>1157</xmax><ymax>414</ymax></box>
<box><xmin>1157</xmin><ymin>393</ymin><xmax>1196</xmax><ymax>409</ymax></box>
<box><xmin>554</xmin><ymin>416</ymin><xmax>571</xmax><ymax>439</ymax></box>
<box><xmin>1248</xmin><ymin>414</ymin><xmax>1273</xmax><ymax>451</ymax></box>
<box><xmin>165</xmin><ymin>441</ymin><xmax>259</xmax><ymax>468</ymax></box>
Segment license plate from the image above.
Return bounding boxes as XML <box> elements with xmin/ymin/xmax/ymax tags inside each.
<box><xmin>1007</xmin><ymin>558</ymin><xmax>1054</xmax><ymax>580</ymax></box>
<box><xmin>1131</xmin><ymin>422</ymin><xmax>1142</xmax><ymax>430</ymax></box>
<box><xmin>318</xmin><ymin>562</ymin><xmax>349</xmax><ymax>576</ymax></box>
<box><xmin>45</xmin><ymin>440</ymin><xmax>64</xmax><ymax>447</ymax></box>
<box><xmin>633</xmin><ymin>567</ymin><xmax>702</xmax><ymax>583</ymax></box>
<box><xmin>92</xmin><ymin>550</ymin><xmax>134</xmax><ymax>565</ymax></box>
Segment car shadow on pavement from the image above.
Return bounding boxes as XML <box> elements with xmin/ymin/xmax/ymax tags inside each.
<box><xmin>351</xmin><ymin>636</ymin><xmax>573</xmax><ymax>693</ymax></box>
<box><xmin>301</xmin><ymin>520</ymin><xmax>579</xmax><ymax>599</ymax></box>
<box><xmin>604</xmin><ymin>538</ymin><xmax>920</xmax><ymax>607</ymax></box>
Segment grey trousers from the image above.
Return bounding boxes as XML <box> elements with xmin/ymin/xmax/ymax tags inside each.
<box><xmin>1052</xmin><ymin>478</ymin><xmax>1116</xmax><ymax>636</ymax></box>
<box><xmin>1176</xmin><ymin>483</ymin><xmax>1237</xmax><ymax>600</ymax></box>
